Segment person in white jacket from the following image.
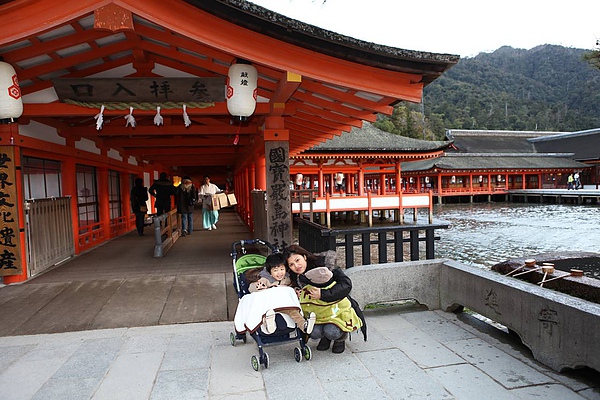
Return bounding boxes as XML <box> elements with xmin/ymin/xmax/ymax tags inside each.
<box><xmin>199</xmin><ymin>175</ymin><xmax>221</xmax><ymax>230</ymax></box>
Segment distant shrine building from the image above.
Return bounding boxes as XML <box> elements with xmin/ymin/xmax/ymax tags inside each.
<box><xmin>289</xmin><ymin>127</ymin><xmax>596</xmax><ymax>210</ymax></box>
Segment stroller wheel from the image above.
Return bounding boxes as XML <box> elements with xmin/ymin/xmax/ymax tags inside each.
<box><xmin>294</xmin><ymin>347</ymin><xmax>302</xmax><ymax>363</ymax></box>
<box><xmin>251</xmin><ymin>355</ymin><xmax>259</xmax><ymax>371</ymax></box>
<box><xmin>262</xmin><ymin>352</ymin><xmax>270</xmax><ymax>369</ymax></box>
<box><xmin>229</xmin><ymin>332</ymin><xmax>236</xmax><ymax>347</ymax></box>
<box><xmin>303</xmin><ymin>345</ymin><xmax>312</xmax><ymax>361</ymax></box>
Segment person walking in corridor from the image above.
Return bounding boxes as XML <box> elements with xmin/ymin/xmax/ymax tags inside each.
<box><xmin>130</xmin><ymin>178</ymin><xmax>149</xmax><ymax>236</ymax></box>
<box><xmin>199</xmin><ymin>175</ymin><xmax>221</xmax><ymax>230</ymax></box>
<box><xmin>149</xmin><ymin>172</ymin><xmax>175</xmax><ymax>216</ymax></box>
<box><xmin>176</xmin><ymin>176</ymin><xmax>197</xmax><ymax>236</ymax></box>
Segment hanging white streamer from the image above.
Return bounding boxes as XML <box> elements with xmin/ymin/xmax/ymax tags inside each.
<box><xmin>94</xmin><ymin>105</ymin><xmax>105</xmax><ymax>130</ymax></box>
<box><xmin>183</xmin><ymin>104</ymin><xmax>191</xmax><ymax>127</ymax></box>
<box><xmin>124</xmin><ymin>106</ymin><xmax>136</xmax><ymax>127</ymax></box>
<box><xmin>154</xmin><ymin>106</ymin><xmax>163</xmax><ymax>126</ymax></box>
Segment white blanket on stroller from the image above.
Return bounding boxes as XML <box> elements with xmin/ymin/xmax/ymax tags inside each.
<box><xmin>234</xmin><ymin>286</ymin><xmax>301</xmax><ymax>333</ymax></box>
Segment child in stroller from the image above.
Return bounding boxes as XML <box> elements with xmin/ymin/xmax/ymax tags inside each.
<box><xmin>249</xmin><ymin>253</ymin><xmax>316</xmax><ymax>335</ymax></box>
<box><xmin>229</xmin><ymin>239</ymin><xmax>314</xmax><ymax>370</ymax></box>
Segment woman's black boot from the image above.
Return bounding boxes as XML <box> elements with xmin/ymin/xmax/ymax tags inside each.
<box><xmin>332</xmin><ymin>339</ymin><xmax>346</xmax><ymax>353</ymax></box>
<box><xmin>317</xmin><ymin>337</ymin><xmax>331</xmax><ymax>351</ymax></box>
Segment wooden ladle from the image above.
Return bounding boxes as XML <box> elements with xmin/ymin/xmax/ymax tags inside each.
<box><xmin>537</xmin><ymin>264</ymin><xmax>556</xmax><ymax>287</ymax></box>
<box><xmin>539</xmin><ymin>269</ymin><xmax>584</xmax><ymax>284</ymax></box>
<box><xmin>505</xmin><ymin>259</ymin><xmax>536</xmax><ymax>277</ymax></box>
<box><xmin>513</xmin><ymin>264</ymin><xmax>544</xmax><ymax>277</ymax></box>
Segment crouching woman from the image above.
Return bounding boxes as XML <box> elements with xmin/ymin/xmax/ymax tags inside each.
<box><xmin>284</xmin><ymin>245</ymin><xmax>366</xmax><ymax>354</ymax></box>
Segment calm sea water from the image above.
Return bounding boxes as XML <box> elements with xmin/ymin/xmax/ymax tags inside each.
<box><xmin>431</xmin><ymin>203</ymin><xmax>600</xmax><ymax>270</ymax></box>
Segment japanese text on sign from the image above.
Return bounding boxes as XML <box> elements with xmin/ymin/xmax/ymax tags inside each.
<box><xmin>266</xmin><ymin>143</ymin><xmax>291</xmax><ymax>250</ymax></box>
<box><xmin>0</xmin><ymin>147</ymin><xmax>22</xmax><ymax>276</ymax></box>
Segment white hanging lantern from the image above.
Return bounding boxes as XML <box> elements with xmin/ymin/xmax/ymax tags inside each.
<box><xmin>451</xmin><ymin>175</ymin><xmax>456</xmax><ymax>184</ymax></box>
<box><xmin>226</xmin><ymin>61</ymin><xmax>257</xmax><ymax>122</ymax></box>
<box><xmin>0</xmin><ymin>61</ymin><xmax>23</xmax><ymax>123</ymax></box>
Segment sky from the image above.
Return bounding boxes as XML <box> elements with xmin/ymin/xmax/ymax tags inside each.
<box><xmin>249</xmin><ymin>0</ymin><xmax>599</xmax><ymax>58</ymax></box>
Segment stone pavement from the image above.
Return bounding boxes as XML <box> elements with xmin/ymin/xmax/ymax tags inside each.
<box><xmin>1</xmin><ymin>306</ymin><xmax>598</xmax><ymax>400</ymax></box>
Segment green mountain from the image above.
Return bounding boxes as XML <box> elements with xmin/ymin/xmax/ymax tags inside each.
<box><xmin>423</xmin><ymin>45</ymin><xmax>600</xmax><ymax>134</ymax></box>
<box><xmin>375</xmin><ymin>45</ymin><xmax>600</xmax><ymax>139</ymax></box>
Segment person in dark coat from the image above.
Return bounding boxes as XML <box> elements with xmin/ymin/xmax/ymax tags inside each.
<box><xmin>149</xmin><ymin>172</ymin><xmax>175</xmax><ymax>216</ymax></box>
<box><xmin>283</xmin><ymin>245</ymin><xmax>367</xmax><ymax>354</ymax></box>
<box><xmin>176</xmin><ymin>176</ymin><xmax>197</xmax><ymax>235</ymax></box>
<box><xmin>130</xmin><ymin>177</ymin><xmax>149</xmax><ymax>236</ymax></box>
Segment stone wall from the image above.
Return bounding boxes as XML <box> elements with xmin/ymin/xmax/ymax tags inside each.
<box><xmin>346</xmin><ymin>259</ymin><xmax>600</xmax><ymax>373</ymax></box>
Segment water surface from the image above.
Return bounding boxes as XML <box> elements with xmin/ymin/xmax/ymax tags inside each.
<box><xmin>432</xmin><ymin>203</ymin><xmax>599</xmax><ymax>271</ymax></box>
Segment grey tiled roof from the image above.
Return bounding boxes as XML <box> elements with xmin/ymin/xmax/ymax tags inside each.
<box><xmin>401</xmin><ymin>154</ymin><xmax>590</xmax><ymax>172</ymax></box>
<box><xmin>449</xmin><ymin>136</ymin><xmax>538</xmax><ymax>153</ymax></box>
<box><xmin>446</xmin><ymin>129</ymin><xmax>600</xmax><ymax>162</ymax></box>
<box><xmin>303</xmin><ymin>122</ymin><xmax>450</xmax><ymax>153</ymax></box>
<box><xmin>529</xmin><ymin>128</ymin><xmax>600</xmax><ymax>161</ymax></box>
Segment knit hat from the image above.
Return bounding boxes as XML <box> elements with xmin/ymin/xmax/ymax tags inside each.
<box><xmin>304</xmin><ymin>267</ymin><xmax>333</xmax><ymax>284</ymax></box>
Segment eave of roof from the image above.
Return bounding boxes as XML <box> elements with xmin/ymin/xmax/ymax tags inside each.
<box><xmin>188</xmin><ymin>0</ymin><xmax>459</xmax><ymax>86</ymax></box>
<box><xmin>528</xmin><ymin>127</ymin><xmax>600</xmax><ymax>142</ymax></box>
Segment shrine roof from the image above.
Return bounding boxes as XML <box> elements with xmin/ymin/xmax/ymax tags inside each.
<box><xmin>193</xmin><ymin>0</ymin><xmax>459</xmax><ymax>86</ymax></box>
<box><xmin>446</xmin><ymin>129</ymin><xmax>600</xmax><ymax>162</ymax></box>
<box><xmin>300</xmin><ymin>122</ymin><xmax>451</xmax><ymax>154</ymax></box>
<box><xmin>401</xmin><ymin>153</ymin><xmax>590</xmax><ymax>172</ymax></box>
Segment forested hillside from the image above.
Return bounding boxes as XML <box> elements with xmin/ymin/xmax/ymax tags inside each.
<box><xmin>374</xmin><ymin>45</ymin><xmax>600</xmax><ymax>140</ymax></box>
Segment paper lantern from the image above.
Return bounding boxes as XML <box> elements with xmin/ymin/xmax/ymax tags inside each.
<box><xmin>0</xmin><ymin>61</ymin><xmax>23</xmax><ymax>122</ymax></box>
<box><xmin>226</xmin><ymin>62</ymin><xmax>257</xmax><ymax>121</ymax></box>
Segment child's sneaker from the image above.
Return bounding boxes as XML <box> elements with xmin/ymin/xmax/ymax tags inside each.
<box><xmin>262</xmin><ymin>309</ymin><xmax>276</xmax><ymax>334</ymax></box>
<box><xmin>304</xmin><ymin>312</ymin><xmax>316</xmax><ymax>334</ymax></box>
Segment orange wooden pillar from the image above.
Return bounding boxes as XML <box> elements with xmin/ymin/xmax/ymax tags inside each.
<box><xmin>358</xmin><ymin>163</ymin><xmax>365</xmax><ymax>196</ymax></box>
<box><xmin>379</xmin><ymin>173</ymin><xmax>386</xmax><ymax>195</ymax></box>
<box><xmin>318</xmin><ymin>161</ymin><xmax>324</xmax><ymax>197</ymax></box>
<box><xmin>60</xmin><ymin>137</ymin><xmax>81</xmax><ymax>254</ymax></box>
<box><xmin>469</xmin><ymin>173</ymin><xmax>473</xmax><ymax>194</ymax></box>
<box><xmin>97</xmin><ymin>166</ymin><xmax>110</xmax><ymax>240</ymax></box>
<box><xmin>122</xmin><ymin>171</ymin><xmax>133</xmax><ymax>230</ymax></box>
<box><xmin>255</xmin><ymin>154</ymin><xmax>266</xmax><ymax>190</ymax></box>
<box><xmin>244</xmin><ymin>165</ymin><xmax>256</xmax><ymax>231</ymax></box>
<box><xmin>395</xmin><ymin>162</ymin><xmax>402</xmax><ymax>194</ymax></box>
<box><xmin>1</xmin><ymin>124</ymin><xmax>27</xmax><ymax>283</ymax></box>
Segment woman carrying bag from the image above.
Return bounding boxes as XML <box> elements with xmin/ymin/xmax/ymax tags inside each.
<box><xmin>130</xmin><ymin>177</ymin><xmax>149</xmax><ymax>236</ymax></box>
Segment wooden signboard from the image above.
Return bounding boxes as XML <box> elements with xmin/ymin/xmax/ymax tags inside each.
<box><xmin>265</xmin><ymin>141</ymin><xmax>292</xmax><ymax>250</ymax></box>
<box><xmin>0</xmin><ymin>146</ymin><xmax>22</xmax><ymax>276</ymax></box>
<box><xmin>52</xmin><ymin>78</ymin><xmax>226</xmax><ymax>103</ymax></box>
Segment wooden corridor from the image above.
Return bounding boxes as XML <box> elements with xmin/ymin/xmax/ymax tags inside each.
<box><xmin>0</xmin><ymin>209</ymin><xmax>252</xmax><ymax>337</ymax></box>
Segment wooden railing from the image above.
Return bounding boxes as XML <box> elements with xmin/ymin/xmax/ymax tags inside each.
<box><xmin>297</xmin><ymin>218</ymin><xmax>449</xmax><ymax>268</ymax></box>
<box><xmin>153</xmin><ymin>209</ymin><xmax>180</xmax><ymax>257</ymax></box>
<box><xmin>78</xmin><ymin>221</ymin><xmax>105</xmax><ymax>252</ymax></box>
<box><xmin>109</xmin><ymin>215</ymin><xmax>135</xmax><ymax>238</ymax></box>
<box><xmin>291</xmin><ymin>190</ymin><xmax>433</xmax><ymax>226</ymax></box>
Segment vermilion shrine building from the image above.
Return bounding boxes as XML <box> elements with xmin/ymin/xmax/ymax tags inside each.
<box><xmin>0</xmin><ymin>0</ymin><xmax>458</xmax><ymax>283</ymax></box>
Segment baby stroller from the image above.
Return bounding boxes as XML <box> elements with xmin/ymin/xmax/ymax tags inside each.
<box><xmin>229</xmin><ymin>239</ymin><xmax>312</xmax><ymax>370</ymax></box>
